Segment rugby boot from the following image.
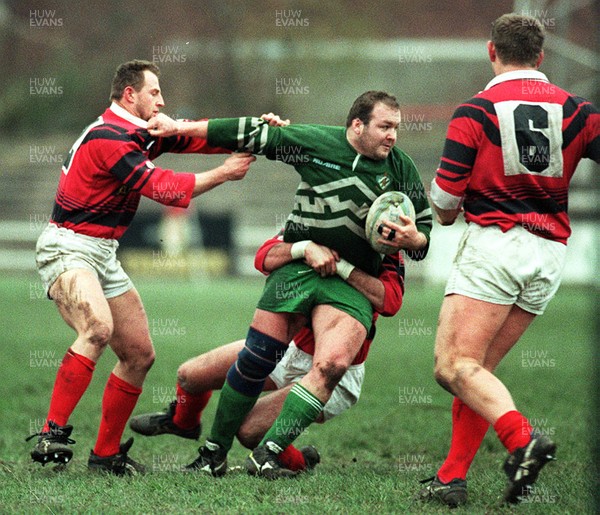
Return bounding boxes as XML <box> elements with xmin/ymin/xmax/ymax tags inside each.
<box><xmin>418</xmin><ymin>475</ymin><xmax>468</xmax><ymax>507</ymax></box>
<box><xmin>27</xmin><ymin>420</ymin><xmax>75</xmax><ymax>466</ymax></box>
<box><xmin>129</xmin><ymin>400</ymin><xmax>200</xmax><ymax>440</ymax></box>
<box><xmin>88</xmin><ymin>437</ymin><xmax>146</xmax><ymax>476</ymax></box>
<box><xmin>503</xmin><ymin>434</ymin><xmax>556</xmax><ymax>504</ymax></box>
<box><xmin>184</xmin><ymin>440</ymin><xmax>228</xmax><ymax>477</ymax></box>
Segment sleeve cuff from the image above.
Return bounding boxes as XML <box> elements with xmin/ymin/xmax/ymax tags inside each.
<box><xmin>430</xmin><ymin>178</ymin><xmax>463</xmax><ymax>210</ymax></box>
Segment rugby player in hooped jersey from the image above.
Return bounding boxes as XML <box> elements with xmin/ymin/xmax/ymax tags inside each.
<box><xmin>420</xmin><ymin>14</ymin><xmax>599</xmax><ymax>507</ymax></box>
<box><xmin>146</xmin><ymin>90</ymin><xmax>433</xmax><ymax>478</ymax></box>
<box><xmin>27</xmin><ymin>59</ymin><xmax>264</xmax><ymax>475</ymax></box>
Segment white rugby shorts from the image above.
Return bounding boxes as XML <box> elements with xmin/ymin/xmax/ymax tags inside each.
<box><xmin>269</xmin><ymin>341</ymin><xmax>365</xmax><ymax>421</ymax></box>
<box><xmin>445</xmin><ymin>223</ymin><xmax>567</xmax><ymax>314</ymax></box>
<box><xmin>36</xmin><ymin>224</ymin><xmax>133</xmax><ymax>299</ymax></box>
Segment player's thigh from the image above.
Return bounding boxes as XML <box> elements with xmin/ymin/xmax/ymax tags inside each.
<box><xmin>107</xmin><ymin>287</ymin><xmax>153</xmax><ymax>362</ymax></box>
<box><xmin>316</xmin><ymin>275</ymin><xmax>373</xmax><ymax>333</ymax></box>
<box><xmin>179</xmin><ymin>340</ymin><xmax>245</xmax><ymax>391</ymax></box>
<box><xmin>311</xmin><ymin>305</ymin><xmax>366</xmax><ymax>368</ymax></box>
<box><xmin>483</xmin><ymin>304</ymin><xmax>536</xmax><ymax>371</ymax></box>
<box><xmin>250</xmin><ymin>308</ymin><xmax>307</xmax><ymax>343</ymax></box>
<box><xmin>49</xmin><ymin>268</ymin><xmax>113</xmax><ymax>341</ymax></box>
<box><xmin>435</xmin><ymin>294</ymin><xmax>513</xmax><ymax>366</ymax></box>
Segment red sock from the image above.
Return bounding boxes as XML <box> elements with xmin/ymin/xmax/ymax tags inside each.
<box><xmin>93</xmin><ymin>373</ymin><xmax>142</xmax><ymax>457</ymax></box>
<box><xmin>493</xmin><ymin>410</ymin><xmax>533</xmax><ymax>454</ymax></box>
<box><xmin>437</xmin><ymin>397</ymin><xmax>490</xmax><ymax>482</ymax></box>
<box><xmin>43</xmin><ymin>349</ymin><xmax>95</xmax><ymax>431</ymax></box>
<box><xmin>278</xmin><ymin>445</ymin><xmax>306</xmax><ymax>471</ymax></box>
<box><xmin>172</xmin><ymin>383</ymin><xmax>212</xmax><ymax>430</ymax></box>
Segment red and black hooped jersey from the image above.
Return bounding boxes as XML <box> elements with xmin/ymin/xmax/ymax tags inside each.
<box><xmin>51</xmin><ymin>103</ymin><xmax>226</xmax><ymax>239</ymax></box>
<box><xmin>431</xmin><ymin>70</ymin><xmax>599</xmax><ymax>244</ymax></box>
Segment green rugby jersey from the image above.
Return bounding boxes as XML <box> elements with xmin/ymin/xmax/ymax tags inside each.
<box><xmin>208</xmin><ymin>118</ymin><xmax>432</xmax><ymax>276</ymax></box>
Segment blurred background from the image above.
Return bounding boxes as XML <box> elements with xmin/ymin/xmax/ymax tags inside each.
<box><xmin>0</xmin><ymin>0</ymin><xmax>597</xmax><ymax>284</ymax></box>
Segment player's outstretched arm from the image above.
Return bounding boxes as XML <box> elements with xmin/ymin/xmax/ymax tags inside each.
<box><xmin>147</xmin><ymin>113</ymin><xmax>289</xmax><ymax>139</ymax></box>
<box><xmin>259</xmin><ymin>112</ymin><xmax>290</xmax><ymax>127</ymax></box>
<box><xmin>148</xmin><ymin>115</ymin><xmax>207</xmax><ymax>138</ymax></box>
<box><xmin>192</xmin><ymin>153</ymin><xmax>256</xmax><ymax>197</ymax></box>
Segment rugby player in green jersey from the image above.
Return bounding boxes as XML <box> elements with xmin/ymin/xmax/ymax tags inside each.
<box><xmin>147</xmin><ymin>91</ymin><xmax>432</xmax><ymax>477</ymax></box>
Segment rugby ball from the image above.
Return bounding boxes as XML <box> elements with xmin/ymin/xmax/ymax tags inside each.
<box><xmin>365</xmin><ymin>191</ymin><xmax>416</xmax><ymax>254</ymax></box>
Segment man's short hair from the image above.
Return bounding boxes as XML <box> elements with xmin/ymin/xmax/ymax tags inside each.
<box><xmin>346</xmin><ymin>91</ymin><xmax>400</xmax><ymax>128</ymax></box>
<box><xmin>109</xmin><ymin>60</ymin><xmax>160</xmax><ymax>101</ymax></box>
<box><xmin>491</xmin><ymin>14</ymin><xmax>545</xmax><ymax>67</ymax></box>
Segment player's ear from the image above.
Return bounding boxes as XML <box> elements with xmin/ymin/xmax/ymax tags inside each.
<box><xmin>487</xmin><ymin>41</ymin><xmax>496</xmax><ymax>62</ymax></box>
<box><xmin>122</xmin><ymin>85</ymin><xmax>136</xmax><ymax>103</ymax></box>
<box><xmin>535</xmin><ymin>50</ymin><xmax>544</xmax><ymax>68</ymax></box>
<box><xmin>351</xmin><ymin>118</ymin><xmax>363</xmax><ymax>135</ymax></box>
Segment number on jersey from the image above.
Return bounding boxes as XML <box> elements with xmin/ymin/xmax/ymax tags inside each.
<box><xmin>495</xmin><ymin>100</ymin><xmax>564</xmax><ymax>177</ymax></box>
<box><xmin>62</xmin><ymin>117</ymin><xmax>104</xmax><ymax>175</ymax></box>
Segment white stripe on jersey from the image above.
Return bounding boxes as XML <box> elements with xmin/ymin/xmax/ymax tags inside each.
<box><xmin>238</xmin><ymin>117</ymin><xmax>269</xmax><ymax>154</ymax></box>
<box><xmin>307</xmin><ymin>177</ymin><xmax>379</xmax><ymax>201</ymax></box>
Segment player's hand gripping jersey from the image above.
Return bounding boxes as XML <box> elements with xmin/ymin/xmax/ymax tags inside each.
<box><xmin>51</xmin><ymin>104</ymin><xmax>227</xmax><ymax>239</ymax></box>
<box><xmin>207</xmin><ymin>118</ymin><xmax>432</xmax><ymax>276</ymax></box>
<box><xmin>431</xmin><ymin>70</ymin><xmax>600</xmax><ymax>243</ymax></box>
<box><xmin>254</xmin><ymin>233</ymin><xmax>406</xmax><ymax>364</ymax></box>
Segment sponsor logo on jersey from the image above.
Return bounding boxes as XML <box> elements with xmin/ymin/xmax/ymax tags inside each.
<box><xmin>376</xmin><ymin>172</ymin><xmax>391</xmax><ymax>190</ymax></box>
<box><xmin>311</xmin><ymin>157</ymin><xmax>341</xmax><ymax>171</ymax></box>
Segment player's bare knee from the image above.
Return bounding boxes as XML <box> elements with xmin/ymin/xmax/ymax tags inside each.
<box><xmin>315</xmin><ymin>360</ymin><xmax>347</xmax><ymax>392</ymax></box>
<box><xmin>138</xmin><ymin>347</ymin><xmax>156</xmax><ymax>372</ymax></box>
<box><xmin>434</xmin><ymin>359</ymin><xmax>456</xmax><ymax>394</ymax></box>
<box><xmin>435</xmin><ymin>357</ymin><xmax>481</xmax><ymax>394</ymax></box>
<box><xmin>454</xmin><ymin>361</ymin><xmax>483</xmax><ymax>388</ymax></box>
<box><xmin>434</xmin><ymin>368</ymin><xmax>454</xmax><ymax>394</ymax></box>
<box><xmin>84</xmin><ymin>315</ymin><xmax>113</xmax><ymax>348</ymax></box>
<box><xmin>177</xmin><ymin>361</ymin><xmax>194</xmax><ymax>389</ymax></box>
<box><xmin>121</xmin><ymin>343</ymin><xmax>155</xmax><ymax>372</ymax></box>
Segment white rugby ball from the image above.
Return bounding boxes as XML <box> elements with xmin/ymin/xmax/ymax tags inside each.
<box><xmin>365</xmin><ymin>191</ymin><xmax>416</xmax><ymax>254</ymax></box>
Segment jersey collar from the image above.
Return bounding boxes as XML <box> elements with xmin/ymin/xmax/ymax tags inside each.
<box><xmin>109</xmin><ymin>102</ymin><xmax>148</xmax><ymax>128</ymax></box>
<box><xmin>484</xmin><ymin>70</ymin><xmax>549</xmax><ymax>91</ymax></box>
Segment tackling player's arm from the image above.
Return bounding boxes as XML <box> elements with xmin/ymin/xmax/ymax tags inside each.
<box><xmin>254</xmin><ymin>237</ymin><xmax>393</xmax><ymax>313</ymax></box>
<box><xmin>191</xmin><ymin>153</ymin><xmax>255</xmax><ymax>197</ymax></box>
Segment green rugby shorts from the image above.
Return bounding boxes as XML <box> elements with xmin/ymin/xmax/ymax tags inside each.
<box><xmin>257</xmin><ymin>261</ymin><xmax>373</xmax><ymax>331</ymax></box>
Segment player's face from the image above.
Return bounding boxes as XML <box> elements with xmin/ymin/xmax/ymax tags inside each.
<box><xmin>356</xmin><ymin>103</ymin><xmax>400</xmax><ymax>160</ymax></box>
<box><xmin>132</xmin><ymin>70</ymin><xmax>165</xmax><ymax>121</ymax></box>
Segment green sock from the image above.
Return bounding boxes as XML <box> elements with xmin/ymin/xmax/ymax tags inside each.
<box><xmin>261</xmin><ymin>383</ymin><xmax>324</xmax><ymax>451</ymax></box>
<box><xmin>208</xmin><ymin>381</ymin><xmax>258</xmax><ymax>451</ymax></box>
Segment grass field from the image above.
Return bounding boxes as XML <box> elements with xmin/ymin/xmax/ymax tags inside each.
<box><xmin>0</xmin><ymin>273</ymin><xmax>596</xmax><ymax>514</ymax></box>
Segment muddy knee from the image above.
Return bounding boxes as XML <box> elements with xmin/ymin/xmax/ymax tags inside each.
<box><xmin>315</xmin><ymin>360</ymin><xmax>347</xmax><ymax>392</ymax></box>
<box><xmin>84</xmin><ymin>315</ymin><xmax>113</xmax><ymax>347</ymax></box>
<box><xmin>435</xmin><ymin>359</ymin><xmax>481</xmax><ymax>394</ymax></box>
